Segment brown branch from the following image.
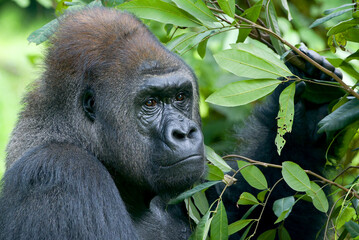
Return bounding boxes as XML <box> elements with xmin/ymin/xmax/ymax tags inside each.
<box><xmin>209</xmin><ymin>6</ymin><xmax>359</xmax><ymax>100</ymax></box>
<box><xmin>223</xmin><ymin>154</ymin><xmax>359</xmax><ymax>199</ymax></box>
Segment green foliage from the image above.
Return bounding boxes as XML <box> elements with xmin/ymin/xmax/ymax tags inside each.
<box><xmin>237</xmin><ymin>161</ymin><xmax>268</xmax><ymax>190</ymax></box>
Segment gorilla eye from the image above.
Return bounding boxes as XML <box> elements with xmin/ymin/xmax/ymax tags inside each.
<box><xmin>145</xmin><ymin>98</ymin><xmax>157</xmax><ymax>107</ymax></box>
<box><xmin>175</xmin><ymin>93</ymin><xmax>185</xmax><ymax>101</ymax></box>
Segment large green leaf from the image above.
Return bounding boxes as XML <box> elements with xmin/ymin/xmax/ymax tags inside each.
<box><xmin>237</xmin><ymin>161</ymin><xmax>268</xmax><ymax>190</ymax></box>
<box><xmin>205</xmin><ymin>146</ymin><xmax>232</xmax><ymax>172</ymax></box>
<box><xmin>27</xmin><ymin>19</ymin><xmax>59</xmax><ymax>45</ymax></box>
<box><xmin>206</xmin><ymin>79</ymin><xmax>281</xmax><ymax>107</ymax></box>
<box><xmin>318</xmin><ymin>99</ymin><xmax>359</xmax><ymax>134</ymax></box>
<box><xmin>117</xmin><ymin>0</ymin><xmax>201</xmax><ymax>27</ymax></box>
<box><xmin>214</xmin><ymin>46</ymin><xmax>291</xmax><ymax>78</ymax></box>
<box><xmin>192</xmin><ymin>191</ymin><xmax>209</xmax><ymax>215</ymax></box>
<box><xmin>275</xmin><ymin>83</ymin><xmax>295</xmax><ymax>155</ymax></box>
<box><xmin>169</xmin><ymin>181</ymin><xmax>221</xmax><ymax>204</ymax></box>
<box><xmin>282</xmin><ymin>161</ymin><xmax>311</xmax><ymax>192</ymax></box>
<box><xmin>217</xmin><ymin>0</ymin><xmax>235</xmax><ymax>18</ymax></box>
<box><xmin>210</xmin><ymin>201</ymin><xmax>229</xmax><ymax>240</ymax></box>
<box><xmin>306</xmin><ymin>182</ymin><xmax>329</xmax><ymax>213</ymax></box>
<box><xmin>172</xmin><ymin>0</ymin><xmax>217</xmax><ymax>26</ymax></box>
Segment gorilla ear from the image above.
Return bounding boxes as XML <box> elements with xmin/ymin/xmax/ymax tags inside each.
<box><xmin>82</xmin><ymin>88</ymin><xmax>96</xmax><ymax>121</ymax></box>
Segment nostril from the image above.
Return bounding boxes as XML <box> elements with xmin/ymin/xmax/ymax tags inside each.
<box><xmin>172</xmin><ymin>130</ymin><xmax>186</xmax><ymax>140</ymax></box>
<box><xmin>188</xmin><ymin>127</ymin><xmax>197</xmax><ymax>138</ymax></box>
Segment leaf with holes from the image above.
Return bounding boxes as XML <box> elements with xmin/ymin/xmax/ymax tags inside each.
<box><xmin>275</xmin><ymin>83</ymin><xmax>295</xmax><ymax>155</ymax></box>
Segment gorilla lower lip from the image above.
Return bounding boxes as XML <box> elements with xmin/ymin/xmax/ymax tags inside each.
<box><xmin>164</xmin><ymin>154</ymin><xmax>203</xmax><ymax>167</ymax></box>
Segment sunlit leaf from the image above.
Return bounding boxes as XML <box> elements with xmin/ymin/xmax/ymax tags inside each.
<box><xmin>280</xmin><ymin>0</ymin><xmax>292</xmax><ymax>21</ymax></box>
<box><xmin>306</xmin><ymin>182</ymin><xmax>329</xmax><ymax>213</ymax></box>
<box><xmin>218</xmin><ymin>0</ymin><xmax>235</xmax><ymax>18</ymax></box>
<box><xmin>237</xmin><ymin>192</ymin><xmax>260</xmax><ymax>206</ymax></box>
<box><xmin>206</xmin><ymin>79</ymin><xmax>281</xmax><ymax>107</ymax></box>
<box><xmin>117</xmin><ymin>0</ymin><xmax>201</xmax><ymax>27</ymax></box>
<box><xmin>257</xmin><ymin>190</ymin><xmax>269</xmax><ymax>202</ymax></box>
<box><xmin>237</xmin><ymin>161</ymin><xmax>268</xmax><ymax>190</ymax></box>
<box><xmin>206</xmin><ymin>164</ymin><xmax>225</xmax><ymax>181</ymax></box>
<box><xmin>210</xmin><ymin>201</ymin><xmax>228</xmax><ymax>240</ymax></box>
<box><xmin>336</xmin><ymin>206</ymin><xmax>356</xmax><ymax>229</ymax></box>
<box><xmin>214</xmin><ymin>46</ymin><xmax>291</xmax><ymax>78</ymax></box>
<box><xmin>205</xmin><ymin>146</ymin><xmax>232</xmax><ymax>172</ymax></box>
<box><xmin>323</xmin><ymin>3</ymin><xmax>356</xmax><ymax>15</ymax></box>
<box><xmin>172</xmin><ymin>0</ymin><xmax>217</xmax><ymax>26</ymax></box>
<box><xmin>327</xmin><ymin>18</ymin><xmax>359</xmax><ymax>36</ymax></box>
<box><xmin>282</xmin><ymin>161</ymin><xmax>311</xmax><ymax>192</ymax></box>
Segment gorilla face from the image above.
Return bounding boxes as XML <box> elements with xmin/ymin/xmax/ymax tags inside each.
<box><xmin>135</xmin><ymin>70</ymin><xmax>206</xmax><ymax>194</ymax></box>
<box><xmin>86</xmin><ymin>61</ymin><xmax>206</xmax><ymax>196</ymax></box>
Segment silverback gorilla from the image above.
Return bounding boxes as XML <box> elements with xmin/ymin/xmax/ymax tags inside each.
<box><xmin>0</xmin><ymin>7</ymin><xmax>341</xmax><ymax>240</ymax></box>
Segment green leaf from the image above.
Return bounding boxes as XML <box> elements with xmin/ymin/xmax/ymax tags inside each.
<box><xmin>237</xmin><ymin>192</ymin><xmax>260</xmax><ymax>205</ymax></box>
<box><xmin>217</xmin><ymin>0</ymin><xmax>235</xmax><ymax>18</ymax></box>
<box><xmin>336</xmin><ymin>206</ymin><xmax>356</xmax><ymax>229</ymax></box>
<box><xmin>324</xmin><ymin>3</ymin><xmax>356</xmax><ymax>15</ymax></box>
<box><xmin>172</xmin><ymin>0</ymin><xmax>217</xmax><ymax>26</ymax></box>
<box><xmin>257</xmin><ymin>190</ymin><xmax>269</xmax><ymax>202</ymax></box>
<box><xmin>275</xmin><ymin>83</ymin><xmax>295</xmax><ymax>155</ymax></box>
<box><xmin>345</xmin><ymin>221</ymin><xmax>359</xmax><ymax>238</ymax></box>
<box><xmin>306</xmin><ymin>182</ymin><xmax>329</xmax><ymax>213</ymax></box>
<box><xmin>206</xmin><ymin>79</ymin><xmax>281</xmax><ymax>107</ymax></box>
<box><xmin>237</xmin><ymin>0</ymin><xmax>263</xmax><ymax>42</ymax></box>
<box><xmin>214</xmin><ymin>45</ymin><xmax>291</xmax><ymax>78</ymax></box>
<box><xmin>185</xmin><ymin>198</ymin><xmax>201</xmax><ymax>223</ymax></box>
<box><xmin>310</xmin><ymin>9</ymin><xmax>353</xmax><ymax>28</ymax></box>
<box><xmin>102</xmin><ymin>0</ymin><xmax>123</xmax><ymax>7</ymax></box>
<box><xmin>258</xmin><ymin>229</ymin><xmax>277</xmax><ymax>240</ymax></box>
<box><xmin>205</xmin><ymin>146</ymin><xmax>232</xmax><ymax>172</ymax></box>
<box><xmin>167</xmin><ymin>32</ymin><xmax>197</xmax><ymax>52</ymax></box>
<box><xmin>210</xmin><ymin>201</ymin><xmax>228</xmax><ymax>240</ymax></box>
<box><xmin>318</xmin><ymin>99</ymin><xmax>359</xmax><ymax>133</ymax></box>
<box><xmin>168</xmin><ymin>181</ymin><xmax>221</xmax><ymax>204</ymax></box>
<box><xmin>228</xmin><ymin>219</ymin><xmax>254</xmax><ymax>236</ymax></box>
<box><xmin>273</xmin><ymin>196</ymin><xmax>295</xmax><ymax>222</ymax></box>
<box><xmin>197</xmin><ymin>37</ymin><xmax>208</xmax><ymax>59</ymax></box>
<box><xmin>327</xmin><ymin>18</ymin><xmax>359</xmax><ymax>36</ymax></box>
<box><xmin>13</xmin><ymin>0</ymin><xmax>30</xmax><ymax>8</ymax></box>
<box><xmin>274</xmin><ymin>210</ymin><xmax>290</xmax><ymax>224</ymax></box>
<box><xmin>189</xmin><ymin>210</ymin><xmax>212</xmax><ymax>240</ymax></box>
<box><xmin>280</xmin><ymin>0</ymin><xmax>292</xmax><ymax>21</ymax></box>
<box><xmin>237</xmin><ymin>160</ymin><xmax>268</xmax><ymax>190</ymax></box>
<box><xmin>265</xmin><ymin>1</ymin><xmax>285</xmax><ymax>55</ymax></box>
<box><xmin>282</xmin><ymin>161</ymin><xmax>311</xmax><ymax>192</ymax></box>
<box><xmin>206</xmin><ymin>164</ymin><xmax>225</xmax><ymax>181</ymax></box>
<box><xmin>117</xmin><ymin>0</ymin><xmax>201</xmax><ymax>27</ymax></box>
<box><xmin>27</xmin><ymin>19</ymin><xmax>59</xmax><ymax>45</ymax></box>
<box><xmin>278</xmin><ymin>226</ymin><xmax>292</xmax><ymax>240</ymax></box>
<box><xmin>192</xmin><ymin>191</ymin><xmax>209</xmax><ymax>215</ymax></box>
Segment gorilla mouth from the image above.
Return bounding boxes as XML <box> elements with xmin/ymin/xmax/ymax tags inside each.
<box><xmin>163</xmin><ymin>154</ymin><xmax>204</xmax><ymax>168</ymax></box>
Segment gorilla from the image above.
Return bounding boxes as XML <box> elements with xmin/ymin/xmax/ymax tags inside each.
<box><xmin>0</xmin><ymin>7</ymin><xmax>341</xmax><ymax>240</ymax></box>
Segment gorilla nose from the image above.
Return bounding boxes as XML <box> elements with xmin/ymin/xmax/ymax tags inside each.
<box><xmin>165</xmin><ymin>120</ymin><xmax>203</xmax><ymax>149</ymax></box>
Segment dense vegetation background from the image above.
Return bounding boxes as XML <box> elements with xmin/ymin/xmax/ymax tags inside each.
<box><xmin>0</xmin><ymin>0</ymin><xmax>358</xmax><ymax>239</ymax></box>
